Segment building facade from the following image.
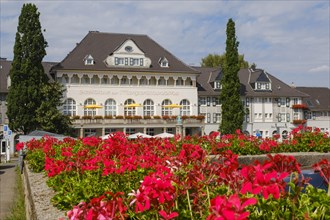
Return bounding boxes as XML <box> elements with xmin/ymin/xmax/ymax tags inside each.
<box><xmin>194</xmin><ymin>66</ymin><xmax>325</xmax><ymax>140</ymax></box>
<box><xmin>51</xmin><ymin>31</ymin><xmax>203</xmax><ymax>137</ymax></box>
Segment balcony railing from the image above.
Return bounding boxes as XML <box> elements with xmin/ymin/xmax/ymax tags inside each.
<box><xmin>70</xmin><ymin>115</ymin><xmax>205</xmax><ymax>126</ymax></box>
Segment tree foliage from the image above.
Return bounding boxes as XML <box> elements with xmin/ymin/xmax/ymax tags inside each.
<box><xmin>201</xmin><ymin>53</ymin><xmax>249</xmax><ymax>69</ymax></box>
<box><xmin>36</xmin><ymin>82</ymin><xmax>72</xmax><ymax>135</ymax></box>
<box><xmin>7</xmin><ymin>3</ymin><xmax>71</xmax><ymax>135</ymax></box>
<box><xmin>219</xmin><ymin>18</ymin><xmax>245</xmax><ymax>134</ymax></box>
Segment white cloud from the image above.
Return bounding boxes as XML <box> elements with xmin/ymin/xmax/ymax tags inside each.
<box><xmin>309</xmin><ymin>65</ymin><xmax>330</xmax><ymax>73</ymax></box>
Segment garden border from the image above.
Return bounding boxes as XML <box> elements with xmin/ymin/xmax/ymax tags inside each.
<box><xmin>23</xmin><ymin>152</ymin><xmax>330</xmax><ymax>219</ymax></box>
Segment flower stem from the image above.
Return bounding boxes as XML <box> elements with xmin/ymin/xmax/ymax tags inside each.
<box><xmin>186</xmin><ymin>189</ymin><xmax>193</xmax><ymax>220</ymax></box>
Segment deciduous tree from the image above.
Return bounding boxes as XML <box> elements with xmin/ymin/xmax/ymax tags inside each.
<box><xmin>201</xmin><ymin>53</ymin><xmax>249</xmax><ymax>69</ymax></box>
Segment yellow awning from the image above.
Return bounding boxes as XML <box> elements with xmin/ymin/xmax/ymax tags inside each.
<box><xmin>124</xmin><ymin>103</ymin><xmax>143</xmax><ymax>108</ymax></box>
<box><xmin>162</xmin><ymin>104</ymin><xmax>183</xmax><ymax>108</ymax></box>
<box><xmin>84</xmin><ymin>104</ymin><xmax>103</xmax><ymax>109</ymax></box>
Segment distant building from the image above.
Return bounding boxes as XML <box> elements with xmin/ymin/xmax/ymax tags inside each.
<box><xmin>295</xmin><ymin>87</ymin><xmax>330</xmax><ymax>133</ymax></box>
<box><xmin>195</xmin><ymin>67</ymin><xmax>322</xmax><ymax>140</ymax></box>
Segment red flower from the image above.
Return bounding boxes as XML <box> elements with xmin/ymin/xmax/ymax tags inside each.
<box><xmin>16</xmin><ymin>142</ymin><xmax>25</xmax><ymax>151</ymax></box>
<box><xmin>207</xmin><ymin>194</ymin><xmax>257</xmax><ymax>220</ymax></box>
<box><xmin>159</xmin><ymin>210</ymin><xmax>179</xmax><ymax>220</ymax></box>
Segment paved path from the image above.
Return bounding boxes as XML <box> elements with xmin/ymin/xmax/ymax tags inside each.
<box><xmin>0</xmin><ymin>157</ymin><xmax>18</xmax><ymax>220</ymax></box>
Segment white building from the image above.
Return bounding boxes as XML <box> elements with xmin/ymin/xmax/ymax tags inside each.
<box><xmin>51</xmin><ymin>31</ymin><xmax>203</xmax><ymax>137</ymax></box>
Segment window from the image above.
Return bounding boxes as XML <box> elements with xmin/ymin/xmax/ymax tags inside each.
<box><xmin>212</xmin><ymin>97</ymin><xmax>220</xmax><ymax>106</ymax></box>
<box><xmin>158</xmin><ymin>77</ymin><xmax>166</xmax><ymax>86</ymax></box>
<box><xmin>131</xmin><ymin>58</ymin><xmax>139</xmax><ymax>66</ymax></box>
<box><xmin>286</xmin><ymin>98</ymin><xmax>290</xmax><ymax>107</ymax></box>
<box><xmin>293</xmin><ymin>109</ymin><xmax>299</xmax><ymax>120</ymax></box>
<box><xmin>124</xmin><ymin>99</ymin><xmax>136</xmax><ymax>116</ymax></box>
<box><xmin>115</xmin><ymin>57</ymin><xmax>124</xmax><ymax>65</ymax></box>
<box><xmin>213</xmin><ymin>113</ymin><xmax>221</xmax><ymax>123</ymax></box>
<box><xmin>140</xmin><ymin>77</ymin><xmax>148</xmax><ymax>85</ymax></box>
<box><xmin>63</xmin><ymin>98</ymin><xmax>76</xmax><ymax>116</ymax></box>
<box><xmin>278</xmin><ymin>113</ymin><xmax>286</xmax><ymax>122</ymax></box>
<box><xmin>111</xmin><ymin>76</ymin><xmax>119</xmax><ymax>85</ymax></box>
<box><xmin>81</xmin><ymin>75</ymin><xmax>90</xmax><ymax>84</ymax></box>
<box><xmin>84</xmin><ymin>129</ymin><xmax>96</xmax><ymax>137</ymax></box>
<box><xmin>286</xmin><ymin>113</ymin><xmax>290</xmax><ymax>122</ymax></box>
<box><xmin>146</xmin><ymin>128</ymin><xmax>154</xmax><ymax>136</ymax></box>
<box><xmin>84</xmin><ymin>55</ymin><xmax>94</xmax><ymax>65</ymax></box>
<box><xmin>126</xmin><ymin>128</ymin><xmax>135</xmax><ymax>135</ymax></box>
<box><xmin>246</xmin><ymin>98</ymin><xmax>250</xmax><ymax>106</ymax></box>
<box><xmin>207</xmin><ymin>97</ymin><xmax>211</xmax><ymax>106</ymax></box>
<box><xmin>166</xmin><ymin>128</ymin><xmax>174</xmax><ymax>134</ymax></box>
<box><xmin>176</xmin><ymin>77</ymin><xmax>184</xmax><ymax>86</ymax></box>
<box><xmin>125</xmin><ymin>46</ymin><xmax>133</xmax><ymax>52</ymax></box>
<box><xmin>207</xmin><ymin>113</ymin><xmax>211</xmax><ymax>123</ymax></box>
<box><xmin>143</xmin><ymin>99</ymin><xmax>154</xmax><ymax>116</ymax></box>
<box><xmin>293</xmin><ymin>98</ymin><xmax>298</xmax><ymax>105</ymax></box>
<box><xmin>306</xmin><ymin>100</ymin><xmax>314</xmax><ymax>107</ymax></box>
<box><xmin>84</xmin><ymin>98</ymin><xmax>96</xmax><ymax>116</ymax></box>
<box><xmin>121</xmin><ymin>76</ymin><xmax>129</xmax><ymax>85</ymax></box>
<box><xmin>104</xmin><ymin>99</ymin><xmax>116</xmax><ymax>116</ymax></box>
<box><xmin>159</xmin><ymin>57</ymin><xmax>169</xmax><ymax>67</ymax></box>
<box><xmin>312</xmin><ymin>112</ymin><xmax>316</xmax><ymax>120</ymax></box>
<box><xmin>199</xmin><ymin>97</ymin><xmax>206</xmax><ymax>105</ymax></box>
<box><xmin>305</xmin><ymin>112</ymin><xmax>312</xmax><ymax>120</ymax></box>
<box><xmin>214</xmin><ymin>81</ymin><xmax>221</xmax><ymax>89</ymax></box>
<box><xmin>105</xmin><ymin>128</ymin><xmax>116</xmax><ymax>135</ymax></box>
<box><xmin>162</xmin><ymin>99</ymin><xmax>172</xmax><ymax>116</ymax></box>
<box><xmin>180</xmin><ymin>99</ymin><xmax>190</xmax><ymax>116</ymax></box>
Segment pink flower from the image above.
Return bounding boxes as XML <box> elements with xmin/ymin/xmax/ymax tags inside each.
<box><xmin>207</xmin><ymin>194</ymin><xmax>257</xmax><ymax>220</ymax></box>
<box><xmin>159</xmin><ymin>210</ymin><xmax>179</xmax><ymax>220</ymax></box>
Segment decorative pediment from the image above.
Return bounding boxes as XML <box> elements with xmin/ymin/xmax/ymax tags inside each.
<box><xmin>104</xmin><ymin>39</ymin><xmax>151</xmax><ymax>68</ymax></box>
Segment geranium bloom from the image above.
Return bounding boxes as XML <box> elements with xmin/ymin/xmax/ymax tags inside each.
<box><xmin>207</xmin><ymin>194</ymin><xmax>257</xmax><ymax>220</ymax></box>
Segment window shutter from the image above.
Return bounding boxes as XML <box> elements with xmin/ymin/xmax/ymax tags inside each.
<box><xmin>286</xmin><ymin>98</ymin><xmax>290</xmax><ymax>107</ymax></box>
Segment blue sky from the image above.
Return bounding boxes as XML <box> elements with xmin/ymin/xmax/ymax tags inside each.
<box><xmin>1</xmin><ymin>1</ymin><xmax>329</xmax><ymax>87</ymax></box>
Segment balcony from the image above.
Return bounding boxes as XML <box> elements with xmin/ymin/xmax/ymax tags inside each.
<box><xmin>292</xmin><ymin>104</ymin><xmax>309</xmax><ymax>110</ymax></box>
<box><xmin>70</xmin><ymin>115</ymin><xmax>205</xmax><ymax>127</ymax></box>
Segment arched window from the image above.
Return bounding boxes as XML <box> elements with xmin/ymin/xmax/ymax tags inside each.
<box><xmin>104</xmin><ymin>99</ymin><xmax>116</xmax><ymax>116</ymax></box>
<box><xmin>180</xmin><ymin>99</ymin><xmax>190</xmax><ymax>116</ymax></box>
<box><xmin>158</xmin><ymin>77</ymin><xmax>166</xmax><ymax>86</ymax></box>
<box><xmin>124</xmin><ymin>99</ymin><xmax>136</xmax><ymax>116</ymax></box>
<box><xmin>84</xmin><ymin>98</ymin><xmax>96</xmax><ymax>116</ymax></box>
<box><xmin>162</xmin><ymin>99</ymin><xmax>172</xmax><ymax>116</ymax></box>
<box><xmin>282</xmin><ymin>130</ymin><xmax>288</xmax><ymax>140</ymax></box>
<box><xmin>143</xmin><ymin>99</ymin><xmax>154</xmax><ymax>116</ymax></box>
<box><xmin>63</xmin><ymin>98</ymin><xmax>76</xmax><ymax>116</ymax></box>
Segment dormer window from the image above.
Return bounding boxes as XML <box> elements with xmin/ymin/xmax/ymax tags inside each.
<box><xmin>159</xmin><ymin>57</ymin><xmax>169</xmax><ymax>67</ymax></box>
<box><xmin>256</xmin><ymin>82</ymin><xmax>271</xmax><ymax>90</ymax></box>
<box><xmin>214</xmin><ymin>81</ymin><xmax>221</xmax><ymax>89</ymax></box>
<box><xmin>84</xmin><ymin>54</ymin><xmax>94</xmax><ymax>65</ymax></box>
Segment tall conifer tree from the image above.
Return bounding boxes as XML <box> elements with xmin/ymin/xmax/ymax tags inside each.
<box><xmin>7</xmin><ymin>4</ymin><xmax>49</xmax><ymax>134</ymax></box>
<box><xmin>219</xmin><ymin>19</ymin><xmax>244</xmax><ymax>134</ymax></box>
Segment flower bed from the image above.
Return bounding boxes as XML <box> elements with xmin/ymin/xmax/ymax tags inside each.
<box><xmin>22</xmin><ymin>126</ymin><xmax>330</xmax><ymax>219</ymax></box>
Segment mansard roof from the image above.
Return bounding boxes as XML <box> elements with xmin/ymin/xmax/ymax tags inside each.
<box><xmin>53</xmin><ymin>31</ymin><xmax>199</xmax><ymax>74</ymax></box>
<box><xmin>296</xmin><ymin>87</ymin><xmax>330</xmax><ymax>111</ymax></box>
<box><xmin>0</xmin><ymin>59</ymin><xmax>57</xmax><ymax>93</ymax></box>
<box><xmin>196</xmin><ymin>67</ymin><xmax>309</xmax><ymax>98</ymax></box>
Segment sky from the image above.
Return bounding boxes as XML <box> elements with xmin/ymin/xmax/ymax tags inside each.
<box><xmin>1</xmin><ymin>0</ymin><xmax>329</xmax><ymax>88</ymax></box>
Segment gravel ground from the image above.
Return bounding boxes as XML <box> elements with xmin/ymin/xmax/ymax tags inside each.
<box><xmin>25</xmin><ymin>166</ymin><xmax>67</xmax><ymax>220</ymax></box>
